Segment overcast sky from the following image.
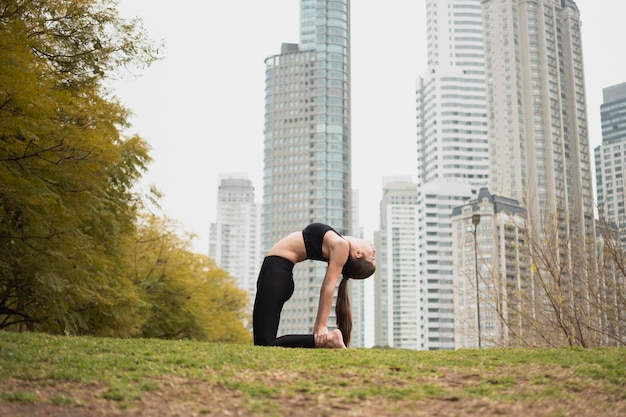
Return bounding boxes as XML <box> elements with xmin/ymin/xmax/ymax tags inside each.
<box><xmin>114</xmin><ymin>0</ymin><xmax>625</xmax><ymax>254</ymax></box>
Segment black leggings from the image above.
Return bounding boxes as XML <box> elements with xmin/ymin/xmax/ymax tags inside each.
<box><xmin>252</xmin><ymin>256</ymin><xmax>315</xmax><ymax>348</ymax></box>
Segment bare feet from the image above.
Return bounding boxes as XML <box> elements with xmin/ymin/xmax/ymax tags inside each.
<box><xmin>318</xmin><ymin>329</ymin><xmax>347</xmax><ymax>349</ymax></box>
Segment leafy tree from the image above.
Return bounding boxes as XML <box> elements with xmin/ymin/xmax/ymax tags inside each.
<box><xmin>0</xmin><ymin>0</ymin><xmax>252</xmax><ymax>343</ymax></box>
<box><xmin>0</xmin><ymin>0</ymin><xmax>158</xmax><ymax>334</ymax></box>
<box><xmin>133</xmin><ymin>215</ymin><xmax>252</xmax><ymax>344</ymax></box>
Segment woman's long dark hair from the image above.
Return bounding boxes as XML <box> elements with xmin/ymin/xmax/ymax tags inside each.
<box><xmin>336</xmin><ymin>254</ymin><xmax>375</xmax><ymax>346</ymax></box>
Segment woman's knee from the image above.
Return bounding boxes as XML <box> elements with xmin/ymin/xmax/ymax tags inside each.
<box><xmin>253</xmin><ymin>333</ymin><xmax>273</xmax><ymax>346</ymax></box>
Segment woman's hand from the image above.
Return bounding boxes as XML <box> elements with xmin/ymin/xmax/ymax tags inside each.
<box><xmin>314</xmin><ymin>326</ymin><xmax>329</xmax><ymax>337</ymax></box>
<box><xmin>314</xmin><ymin>329</ymin><xmax>347</xmax><ymax>349</ymax></box>
<box><xmin>314</xmin><ymin>326</ymin><xmax>329</xmax><ymax>346</ymax></box>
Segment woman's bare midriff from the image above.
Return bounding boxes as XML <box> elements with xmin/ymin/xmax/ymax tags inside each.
<box><xmin>266</xmin><ymin>231</ymin><xmax>307</xmax><ymax>263</ymax></box>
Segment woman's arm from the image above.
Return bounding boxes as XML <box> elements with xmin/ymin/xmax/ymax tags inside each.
<box><xmin>313</xmin><ymin>236</ymin><xmax>349</xmax><ymax>335</ymax></box>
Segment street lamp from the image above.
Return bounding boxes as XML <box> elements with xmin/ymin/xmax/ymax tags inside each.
<box><xmin>471</xmin><ymin>213</ymin><xmax>481</xmax><ymax>348</ymax></box>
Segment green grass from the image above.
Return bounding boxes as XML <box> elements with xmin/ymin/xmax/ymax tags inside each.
<box><xmin>0</xmin><ymin>331</ymin><xmax>625</xmax><ymax>416</ymax></box>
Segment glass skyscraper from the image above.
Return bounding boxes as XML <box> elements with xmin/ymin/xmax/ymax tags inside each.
<box><xmin>262</xmin><ymin>1</ymin><xmax>352</xmax><ymax>336</ymax></box>
<box><xmin>595</xmin><ymin>82</ymin><xmax>626</xmax><ymax>248</ymax></box>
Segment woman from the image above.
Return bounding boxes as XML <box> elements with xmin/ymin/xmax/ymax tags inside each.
<box><xmin>253</xmin><ymin>223</ymin><xmax>376</xmax><ymax>348</ymax></box>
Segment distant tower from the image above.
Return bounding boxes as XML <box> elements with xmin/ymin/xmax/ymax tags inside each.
<box><xmin>209</xmin><ymin>175</ymin><xmax>261</xmax><ymax>306</ymax></box>
<box><xmin>262</xmin><ymin>1</ymin><xmax>353</xmax><ymax>336</ymax></box>
<box><xmin>482</xmin><ymin>0</ymin><xmax>595</xmax><ymax>246</ymax></box>
<box><xmin>374</xmin><ymin>178</ymin><xmax>420</xmax><ymax>349</ymax></box>
<box><xmin>595</xmin><ymin>82</ymin><xmax>626</xmax><ymax>248</ymax></box>
<box><xmin>415</xmin><ymin>0</ymin><xmax>489</xmax><ymax>350</ymax></box>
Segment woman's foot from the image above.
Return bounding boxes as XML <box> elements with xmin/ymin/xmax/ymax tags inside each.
<box><xmin>322</xmin><ymin>329</ymin><xmax>347</xmax><ymax>349</ymax></box>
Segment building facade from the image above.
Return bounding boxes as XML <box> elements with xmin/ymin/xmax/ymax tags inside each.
<box><xmin>417</xmin><ymin>183</ymin><xmax>475</xmax><ymax>350</ymax></box>
<box><xmin>209</xmin><ymin>175</ymin><xmax>261</xmax><ymax>306</ymax></box>
<box><xmin>415</xmin><ymin>0</ymin><xmax>489</xmax><ymax>350</ymax></box>
<box><xmin>262</xmin><ymin>0</ymin><xmax>354</xmax><ymax>337</ymax></box>
<box><xmin>479</xmin><ymin>0</ymin><xmax>610</xmax><ymax>347</ymax></box>
<box><xmin>374</xmin><ymin>178</ymin><xmax>420</xmax><ymax>349</ymax></box>
<box><xmin>595</xmin><ymin>82</ymin><xmax>626</xmax><ymax>248</ymax></box>
<box><xmin>451</xmin><ymin>188</ymin><xmax>526</xmax><ymax>348</ymax></box>
<box><xmin>482</xmin><ymin>0</ymin><xmax>595</xmax><ymax>244</ymax></box>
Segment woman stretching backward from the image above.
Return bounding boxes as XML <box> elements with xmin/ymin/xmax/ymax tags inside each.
<box><xmin>252</xmin><ymin>223</ymin><xmax>376</xmax><ymax>348</ymax></box>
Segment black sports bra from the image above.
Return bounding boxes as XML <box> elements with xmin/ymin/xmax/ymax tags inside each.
<box><xmin>302</xmin><ymin>223</ymin><xmax>342</xmax><ymax>261</ymax></box>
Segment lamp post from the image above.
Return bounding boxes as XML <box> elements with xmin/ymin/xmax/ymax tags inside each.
<box><xmin>471</xmin><ymin>213</ymin><xmax>481</xmax><ymax>348</ymax></box>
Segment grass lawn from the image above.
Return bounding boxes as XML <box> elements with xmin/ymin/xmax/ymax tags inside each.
<box><xmin>0</xmin><ymin>331</ymin><xmax>624</xmax><ymax>416</ymax></box>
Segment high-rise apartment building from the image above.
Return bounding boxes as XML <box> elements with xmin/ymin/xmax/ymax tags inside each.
<box><xmin>209</xmin><ymin>175</ymin><xmax>261</xmax><ymax>306</ymax></box>
<box><xmin>374</xmin><ymin>178</ymin><xmax>420</xmax><ymax>349</ymax></box>
<box><xmin>262</xmin><ymin>1</ymin><xmax>353</xmax><ymax>336</ymax></box>
<box><xmin>595</xmin><ymin>82</ymin><xmax>626</xmax><ymax>248</ymax></box>
<box><xmin>482</xmin><ymin>0</ymin><xmax>595</xmax><ymax>244</ymax></box>
<box><xmin>417</xmin><ymin>184</ymin><xmax>475</xmax><ymax>350</ymax></box>
<box><xmin>479</xmin><ymin>0</ymin><xmax>608</xmax><ymax>347</ymax></box>
<box><xmin>451</xmin><ymin>188</ymin><xmax>526</xmax><ymax>348</ymax></box>
<box><xmin>415</xmin><ymin>0</ymin><xmax>489</xmax><ymax>350</ymax></box>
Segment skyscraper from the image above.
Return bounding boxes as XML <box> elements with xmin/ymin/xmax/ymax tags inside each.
<box><xmin>480</xmin><ymin>0</ymin><xmax>607</xmax><ymax>347</ymax></box>
<box><xmin>482</xmin><ymin>0</ymin><xmax>595</xmax><ymax>244</ymax></box>
<box><xmin>595</xmin><ymin>82</ymin><xmax>626</xmax><ymax>248</ymax></box>
<box><xmin>415</xmin><ymin>0</ymin><xmax>489</xmax><ymax>350</ymax></box>
<box><xmin>262</xmin><ymin>1</ymin><xmax>353</xmax><ymax>336</ymax></box>
<box><xmin>374</xmin><ymin>178</ymin><xmax>420</xmax><ymax>349</ymax></box>
<box><xmin>209</xmin><ymin>175</ymin><xmax>261</xmax><ymax>305</ymax></box>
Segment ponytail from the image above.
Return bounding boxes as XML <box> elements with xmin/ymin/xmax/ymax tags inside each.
<box><xmin>336</xmin><ymin>276</ymin><xmax>352</xmax><ymax>346</ymax></box>
<box><xmin>336</xmin><ymin>252</ymin><xmax>376</xmax><ymax>347</ymax></box>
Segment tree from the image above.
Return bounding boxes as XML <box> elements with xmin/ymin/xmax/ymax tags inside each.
<box><xmin>0</xmin><ymin>0</ymin><xmax>252</xmax><ymax>343</ymax></box>
<box><xmin>475</xmin><ymin>214</ymin><xmax>626</xmax><ymax>348</ymax></box>
<box><xmin>0</xmin><ymin>0</ymin><xmax>158</xmax><ymax>334</ymax></box>
<box><xmin>132</xmin><ymin>215</ymin><xmax>251</xmax><ymax>343</ymax></box>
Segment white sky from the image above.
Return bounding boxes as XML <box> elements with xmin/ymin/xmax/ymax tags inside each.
<box><xmin>114</xmin><ymin>0</ymin><xmax>625</xmax><ymax>254</ymax></box>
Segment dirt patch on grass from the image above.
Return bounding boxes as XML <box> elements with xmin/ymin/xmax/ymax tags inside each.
<box><xmin>1</xmin><ymin>375</ymin><xmax>624</xmax><ymax>417</ymax></box>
